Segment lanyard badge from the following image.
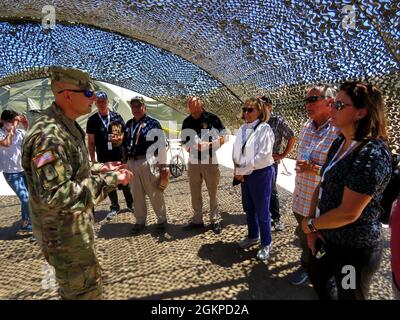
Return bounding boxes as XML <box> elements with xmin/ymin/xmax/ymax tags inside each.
<box><xmin>315</xmin><ymin>140</ymin><xmax>358</xmax><ymax>217</ymax></box>
<box><xmin>98</xmin><ymin>113</ymin><xmax>112</xmax><ymax>150</ymax></box>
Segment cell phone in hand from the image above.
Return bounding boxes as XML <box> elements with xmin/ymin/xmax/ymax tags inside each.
<box><xmin>315</xmin><ymin>239</ymin><xmax>326</xmax><ymax>259</ymax></box>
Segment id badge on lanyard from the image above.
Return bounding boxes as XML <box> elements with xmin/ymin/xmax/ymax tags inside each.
<box><xmin>98</xmin><ymin>113</ymin><xmax>112</xmax><ymax>150</ymax></box>
<box><xmin>315</xmin><ymin>140</ymin><xmax>358</xmax><ymax>217</ymax></box>
<box><xmin>129</xmin><ymin>121</ymin><xmax>144</xmax><ymax>153</ymax></box>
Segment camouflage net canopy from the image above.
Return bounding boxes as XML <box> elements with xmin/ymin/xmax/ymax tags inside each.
<box><xmin>0</xmin><ymin>0</ymin><xmax>399</xmax><ymax>152</ymax></box>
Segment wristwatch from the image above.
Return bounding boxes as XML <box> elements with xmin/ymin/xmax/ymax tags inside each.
<box><xmin>307</xmin><ymin>218</ymin><xmax>317</xmax><ymax>233</ymax></box>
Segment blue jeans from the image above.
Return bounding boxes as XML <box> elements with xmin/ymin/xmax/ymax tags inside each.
<box><xmin>3</xmin><ymin>171</ymin><xmax>30</xmax><ymax>223</ymax></box>
<box><xmin>241</xmin><ymin>165</ymin><xmax>274</xmax><ymax>246</ymax></box>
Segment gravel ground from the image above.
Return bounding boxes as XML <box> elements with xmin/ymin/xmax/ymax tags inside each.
<box><xmin>0</xmin><ymin>167</ymin><xmax>394</xmax><ymax>300</ymax></box>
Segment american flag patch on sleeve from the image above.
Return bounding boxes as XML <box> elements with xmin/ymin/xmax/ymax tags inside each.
<box><xmin>33</xmin><ymin>150</ymin><xmax>57</xmax><ymax>169</ymax></box>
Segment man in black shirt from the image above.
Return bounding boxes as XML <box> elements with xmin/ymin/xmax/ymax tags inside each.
<box><xmin>181</xmin><ymin>96</ymin><xmax>227</xmax><ymax>234</ymax></box>
<box><xmin>86</xmin><ymin>91</ymin><xmax>133</xmax><ymax>221</ymax></box>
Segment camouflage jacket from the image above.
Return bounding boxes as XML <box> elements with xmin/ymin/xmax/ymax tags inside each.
<box><xmin>22</xmin><ymin>103</ymin><xmax>118</xmax><ymax>254</ymax></box>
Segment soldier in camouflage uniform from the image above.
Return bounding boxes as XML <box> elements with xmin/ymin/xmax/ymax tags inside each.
<box><xmin>22</xmin><ymin>67</ymin><xmax>133</xmax><ymax>300</ymax></box>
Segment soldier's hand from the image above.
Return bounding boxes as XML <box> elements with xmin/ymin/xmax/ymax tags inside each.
<box><xmin>100</xmin><ymin>161</ymin><xmax>128</xmax><ymax>172</ymax></box>
<box><xmin>116</xmin><ymin>168</ymin><xmax>134</xmax><ymax>185</ymax></box>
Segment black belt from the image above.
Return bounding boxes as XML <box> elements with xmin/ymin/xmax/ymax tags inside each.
<box><xmin>129</xmin><ymin>155</ymin><xmax>146</xmax><ymax>160</ymax></box>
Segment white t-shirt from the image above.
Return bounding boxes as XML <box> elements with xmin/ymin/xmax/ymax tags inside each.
<box><xmin>0</xmin><ymin>128</ymin><xmax>25</xmax><ymax>173</ymax></box>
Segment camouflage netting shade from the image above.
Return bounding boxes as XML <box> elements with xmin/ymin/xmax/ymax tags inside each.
<box><xmin>0</xmin><ymin>0</ymin><xmax>399</xmax><ymax>153</ymax></box>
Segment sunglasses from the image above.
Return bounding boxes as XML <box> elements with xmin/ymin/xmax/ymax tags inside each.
<box><xmin>242</xmin><ymin>107</ymin><xmax>255</xmax><ymax>113</ymax></box>
<box><xmin>304</xmin><ymin>96</ymin><xmax>327</xmax><ymax>104</ymax></box>
<box><xmin>58</xmin><ymin>89</ymin><xmax>95</xmax><ymax>98</ymax></box>
<box><xmin>331</xmin><ymin>101</ymin><xmax>353</xmax><ymax>111</ymax></box>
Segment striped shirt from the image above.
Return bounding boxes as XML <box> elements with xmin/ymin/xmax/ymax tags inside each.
<box><xmin>292</xmin><ymin>119</ymin><xmax>339</xmax><ymax>216</ymax></box>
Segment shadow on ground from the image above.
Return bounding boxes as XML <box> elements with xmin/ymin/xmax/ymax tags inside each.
<box><xmin>0</xmin><ymin>167</ymin><xmax>394</xmax><ymax>300</ymax></box>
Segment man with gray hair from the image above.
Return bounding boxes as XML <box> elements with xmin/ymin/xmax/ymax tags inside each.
<box><xmin>181</xmin><ymin>96</ymin><xmax>227</xmax><ymax>234</ymax></box>
<box><xmin>289</xmin><ymin>84</ymin><xmax>339</xmax><ymax>285</ymax></box>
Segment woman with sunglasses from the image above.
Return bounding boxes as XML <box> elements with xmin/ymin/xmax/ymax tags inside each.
<box><xmin>232</xmin><ymin>97</ymin><xmax>275</xmax><ymax>260</ymax></box>
<box><xmin>301</xmin><ymin>81</ymin><xmax>392</xmax><ymax>300</ymax></box>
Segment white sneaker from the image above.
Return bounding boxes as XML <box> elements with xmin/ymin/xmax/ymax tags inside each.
<box><xmin>106</xmin><ymin>209</ymin><xmax>119</xmax><ymax>221</ymax></box>
<box><xmin>273</xmin><ymin>220</ymin><xmax>284</xmax><ymax>231</ymax></box>
<box><xmin>256</xmin><ymin>245</ymin><xmax>272</xmax><ymax>261</ymax></box>
<box><xmin>238</xmin><ymin>237</ymin><xmax>260</xmax><ymax>249</ymax></box>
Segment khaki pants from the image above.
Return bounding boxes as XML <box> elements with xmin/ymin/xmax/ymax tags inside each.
<box><xmin>127</xmin><ymin>158</ymin><xmax>167</xmax><ymax>224</ymax></box>
<box><xmin>187</xmin><ymin>162</ymin><xmax>220</xmax><ymax>224</ymax></box>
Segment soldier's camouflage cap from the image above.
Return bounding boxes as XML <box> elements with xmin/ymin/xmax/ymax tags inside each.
<box><xmin>49</xmin><ymin>66</ymin><xmax>94</xmax><ymax>91</ymax></box>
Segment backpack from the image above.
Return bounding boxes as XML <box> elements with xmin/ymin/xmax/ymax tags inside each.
<box><xmin>380</xmin><ymin>153</ymin><xmax>400</xmax><ymax>224</ymax></box>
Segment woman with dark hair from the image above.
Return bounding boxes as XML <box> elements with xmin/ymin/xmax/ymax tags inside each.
<box><xmin>232</xmin><ymin>97</ymin><xmax>275</xmax><ymax>260</ymax></box>
<box><xmin>301</xmin><ymin>81</ymin><xmax>392</xmax><ymax>300</ymax></box>
<box><xmin>0</xmin><ymin>110</ymin><xmax>32</xmax><ymax>235</ymax></box>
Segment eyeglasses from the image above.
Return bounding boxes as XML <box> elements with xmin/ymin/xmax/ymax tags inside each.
<box><xmin>57</xmin><ymin>89</ymin><xmax>95</xmax><ymax>98</ymax></box>
<box><xmin>331</xmin><ymin>101</ymin><xmax>353</xmax><ymax>111</ymax></box>
<box><xmin>242</xmin><ymin>107</ymin><xmax>255</xmax><ymax>113</ymax></box>
<box><xmin>304</xmin><ymin>96</ymin><xmax>327</xmax><ymax>104</ymax></box>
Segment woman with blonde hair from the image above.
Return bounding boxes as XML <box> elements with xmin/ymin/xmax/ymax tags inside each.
<box><xmin>232</xmin><ymin>97</ymin><xmax>275</xmax><ymax>260</ymax></box>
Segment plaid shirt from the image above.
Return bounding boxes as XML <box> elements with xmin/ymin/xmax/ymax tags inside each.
<box><xmin>292</xmin><ymin>119</ymin><xmax>339</xmax><ymax>216</ymax></box>
<box><xmin>268</xmin><ymin>113</ymin><xmax>295</xmax><ymax>154</ymax></box>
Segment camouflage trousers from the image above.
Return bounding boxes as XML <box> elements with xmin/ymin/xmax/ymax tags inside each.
<box><xmin>47</xmin><ymin>243</ymin><xmax>102</xmax><ymax>300</ymax></box>
<box><xmin>47</xmin><ymin>239</ymin><xmax>102</xmax><ymax>300</ymax></box>
<box><xmin>43</xmin><ymin>212</ymin><xmax>103</xmax><ymax>300</ymax></box>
